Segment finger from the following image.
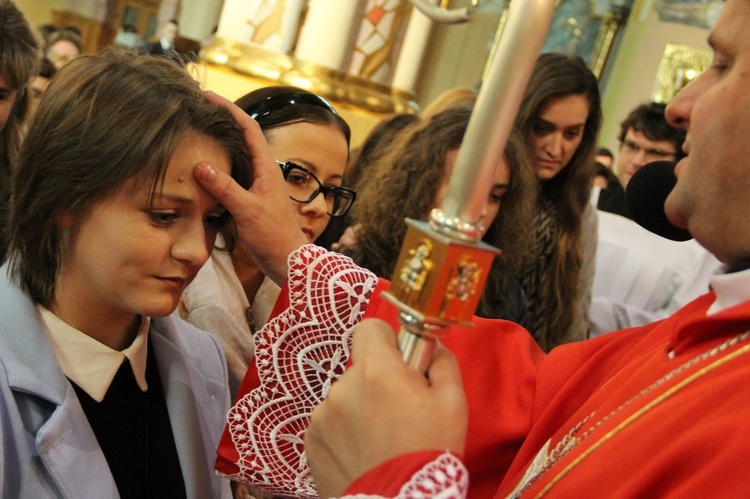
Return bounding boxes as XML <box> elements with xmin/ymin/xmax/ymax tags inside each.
<box><xmin>203</xmin><ymin>90</ymin><xmax>279</xmax><ymax>185</ymax></box>
<box><xmin>193</xmin><ymin>162</ymin><xmax>253</xmax><ymax>218</ymax></box>
<box><xmin>350</xmin><ymin>319</ymin><xmax>434</xmax><ymax>389</ymax></box>
<box><xmin>350</xmin><ymin>319</ymin><xmax>404</xmax><ymax>372</ymax></box>
<box><xmin>351</xmin><ymin>319</ymin><xmax>400</xmax><ymax>362</ymax></box>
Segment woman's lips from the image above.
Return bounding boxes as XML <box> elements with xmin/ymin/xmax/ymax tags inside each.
<box><xmin>155</xmin><ymin>276</ymin><xmax>187</xmax><ymax>289</ymax></box>
<box><xmin>536</xmin><ymin>158</ymin><xmax>560</xmax><ymax>168</ymax></box>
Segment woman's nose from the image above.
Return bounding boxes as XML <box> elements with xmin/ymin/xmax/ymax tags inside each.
<box><xmin>301</xmin><ymin>191</ymin><xmax>328</xmax><ymax>217</ymax></box>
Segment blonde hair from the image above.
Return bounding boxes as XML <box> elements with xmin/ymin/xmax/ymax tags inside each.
<box><xmin>421</xmin><ymin>86</ymin><xmax>477</xmax><ymax>119</ymax></box>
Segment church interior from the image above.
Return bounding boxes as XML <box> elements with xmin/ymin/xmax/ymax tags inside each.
<box><xmin>21</xmin><ymin>0</ymin><xmax>716</xmax><ymax>151</ymax></box>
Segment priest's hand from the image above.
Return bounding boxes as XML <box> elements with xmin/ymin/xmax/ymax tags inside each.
<box><xmin>195</xmin><ymin>91</ymin><xmax>307</xmax><ymax>286</ymax></box>
<box><xmin>305</xmin><ymin>318</ymin><xmax>468</xmax><ymax>498</ymax></box>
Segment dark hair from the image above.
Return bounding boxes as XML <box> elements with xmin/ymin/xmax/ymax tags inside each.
<box><xmin>38</xmin><ymin>57</ymin><xmax>56</xmax><ymax>79</ymax></box>
<box><xmin>618</xmin><ymin>102</ymin><xmax>686</xmax><ymax>161</ymax></box>
<box><xmin>350</xmin><ymin>108</ymin><xmax>470</xmax><ymax>278</ymax></box>
<box><xmin>235</xmin><ymin>86</ymin><xmax>351</xmax><ymax>146</ymax></box>
<box><xmin>351</xmin><ymin>108</ymin><xmax>534</xmax><ymax>289</ymax></box>
<box><xmin>36</xmin><ymin>23</ymin><xmax>57</xmax><ymax>43</ymax></box>
<box><xmin>60</xmin><ymin>25</ymin><xmax>82</xmax><ymax>37</ymax></box>
<box><xmin>45</xmin><ymin>27</ymin><xmax>83</xmax><ymax>54</ymax></box>
<box><xmin>595</xmin><ymin>161</ymin><xmax>620</xmax><ymax>189</ymax></box>
<box><xmin>597</xmin><ymin>147</ymin><xmax>613</xmax><ymax>160</ymax></box>
<box><xmin>345</xmin><ymin>112</ymin><xmax>420</xmax><ymax>190</ymax></box>
<box><xmin>0</xmin><ymin>1</ymin><xmax>41</xmax><ymax>91</ymax></box>
<box><xmin>8</xmin><ymin>48</ymin><xmax>252</xmax><ymax>306</ymax></box>
<box><xmin>515</xmin><ymin>52</ymin><xmax>602</xmax><ymax>350</ymax></box>
<box><xmin>314</xmin><ymin>112</ymin><xmax>416</xmax><ymax>250</ymax></box>
<box><xmin>0</xmin><ymin>0</ymin><xmax>41</xmax><ymax>224</ymax></box>
<box><xmin>477</xmin><ymin>128</ymin><xmax>537</xmax><ymax>321</ymax></box>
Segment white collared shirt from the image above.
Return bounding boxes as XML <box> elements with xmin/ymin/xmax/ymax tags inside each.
<box><xmin>708</xmin><ymin>265</ymin><xmax>750</xmax><ymax>315</ymax></box>
<box><xmin>40</xmin><ymin>308</ymin><xmax>150</xmax><ymax>402</ymax></box>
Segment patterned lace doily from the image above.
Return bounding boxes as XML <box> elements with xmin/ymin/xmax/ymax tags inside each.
<box><xmin>224</xmin><ymin>245</ymin><xmax>377</xmax><ymax>497</ymax></box>
<box><xmin>341</xmin><ymin>453</ymin><xmax>469</xmax><ymax>499</ymax></box>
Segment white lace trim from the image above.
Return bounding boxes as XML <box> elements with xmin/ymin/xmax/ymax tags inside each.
<box><xmin>223</xmin><ymin>245</ymin><xmax>378</xmax><ymax>497</ymax></box>
<box><xmin>340</xmin><ymin>453</ymin><xmax>469</xmax><ymax>499</ymax></box>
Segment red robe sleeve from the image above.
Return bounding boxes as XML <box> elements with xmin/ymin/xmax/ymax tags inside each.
<box><xmin>216</xmin><ymin>245</ymin><xmax>546</xmax><ymax>497</ymax></box>
<box><xmin>362</xmin><ymin>286</ymin><xmax>546</xmax><ymax>497</ymax></box>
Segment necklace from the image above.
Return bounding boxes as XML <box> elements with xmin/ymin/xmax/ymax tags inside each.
<box><xmin>245</xmin><ymin>306</ymin><xmax>257</xmax><ymax>335</ymax></box>
<box><xmin>509</xmin><ymin>329</ymin><xmax>750</xmax><ymax>498</ymax></box>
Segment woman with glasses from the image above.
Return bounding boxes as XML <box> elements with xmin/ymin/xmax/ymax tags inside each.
<box><xmin>179</xmin><ymin>85</ymin><xmax>352</xmax><ymax>398</ymax></box>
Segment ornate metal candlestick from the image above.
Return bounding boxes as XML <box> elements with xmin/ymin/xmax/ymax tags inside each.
<box><xmin>383</xmin><ymin>0</ymin><xmax>557</xmax><ymax>373</ymax></box>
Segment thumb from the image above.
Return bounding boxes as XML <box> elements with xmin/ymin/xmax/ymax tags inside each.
<box><xmin>350</xmin><ymin>319</ymin><xmax>400</xmax><ymax>364</ymax></box>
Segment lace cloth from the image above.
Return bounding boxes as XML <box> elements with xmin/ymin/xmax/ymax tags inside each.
<box><xmin>220</xmin><ymin>245</ymin><xmax>375</xmax><ymax>496</ymax></box>
<box><xmin>341</xmin><ymin>453</ymin><xmax>469</xmax><ymax>499</ymax></box>
<box><xmin>216</xmin><ymin>245</ymin><xmax>470</xmax><ymax>498</ymax></box>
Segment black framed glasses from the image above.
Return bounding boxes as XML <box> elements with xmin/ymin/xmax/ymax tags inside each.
<box><xmin>278</xmin><ymin>161</ymin><xmax>356</xmax><ymax>217</ymax></box>
<box><xmin>248</xmin><ymin>92</ymin><xmax>337</xmax><ymax>121</ymax></box>
<box><xmin>620</xmin><ymin>139</ymin><xmax>677</xmax><ymax>162</ymax></box>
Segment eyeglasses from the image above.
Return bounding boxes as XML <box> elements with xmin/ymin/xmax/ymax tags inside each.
<box><xmin>278</xmin><ymin>161</ymin><xmax>356</xmax><ymax>217</ymax></box>
<box><xmin>248</xmin><ymin>91</ymin><xmax>337</xmax><ymax>121</ymax></box>
<box><xmin>620</xmin><ymin>139</ymin><xmax>676</xmax><ymax>162</ymax></box>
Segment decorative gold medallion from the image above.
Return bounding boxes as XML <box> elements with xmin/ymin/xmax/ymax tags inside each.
<box><xmin>439</xmin><ymin>256</ymin><xmax>481</xmax><ymax>320</ymax></box>
<box><xmin>397</xmin><ymin>239</ymin><xmax>434</xmax><ymax>306</ymax></box>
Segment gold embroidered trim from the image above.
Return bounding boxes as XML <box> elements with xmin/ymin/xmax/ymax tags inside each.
<box><xmin>534</xmin><ymin>338</ymin><xmax>750</xmax><ymax>498</ymax></box>
<box><xmin>509</xmin><ymin>330</ymin><xmax>750</xmax><ymax>498</ymax></box>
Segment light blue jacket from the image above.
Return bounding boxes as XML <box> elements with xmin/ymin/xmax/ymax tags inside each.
<box><xmin>0</xmin><ymin>266</ymin><xmax>232</xmax><ymax>498</ymax></box>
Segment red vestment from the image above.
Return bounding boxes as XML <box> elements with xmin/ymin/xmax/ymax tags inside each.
<box><xmin>216</xmin><ymin>246</ymin><xmax>750</xmax><ymax>497</ymax></box>
<box><xmin>347</xmin><ymin>289</ymin><xmax>750</xmax><ymax>497</ymax></box>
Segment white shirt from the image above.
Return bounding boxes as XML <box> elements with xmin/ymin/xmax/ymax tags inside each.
<box><xmin>40</xmin><ymin>308</ymin><xmax>149</xmax><ymax>402</ymax></box>
<box><xmin>590</xmin><ymin>210</ymin><xmax>721</xmax><ymax>336</ymax></box>
<box><xmin>708</xmin><ymin>264</ymin><xmax>750</xmax><ymax>315</ymax></box>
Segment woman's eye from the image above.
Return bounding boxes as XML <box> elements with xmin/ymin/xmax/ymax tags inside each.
<box><xmin>532</xmin><ymin>123</ymin><xmax>551</xmax><ymax>135</ymax></box>
<box><xmin>489</xmin><ymin>192</ymin><xmax>504</xmax><ymax>203</ymax></box>
<box><xmin>205</xmin><ymin>213</ymin><xmax>227</xmax><ymax>230</ymax></box>
<box><xmin>149</xmin><ymin>211</ymin><xmax>178</xmax><ymax>226</ymax></box>
<box><xmin>287</xmin><ymin>172</ymin><xmax>310</xmax><ymax>186</ymax></box>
